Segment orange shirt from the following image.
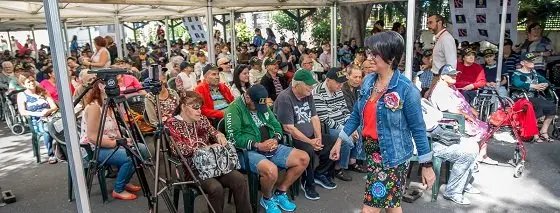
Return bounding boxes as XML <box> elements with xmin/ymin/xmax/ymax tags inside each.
<box><xmin>363</xmin><ymin>91</ymin><xmax>385</xmax><ymax>139</ymax></box>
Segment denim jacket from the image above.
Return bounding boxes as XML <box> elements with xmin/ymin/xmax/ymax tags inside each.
<box><xmin>339</xmin><ymin>70</ymin><xmax>432</xmax><ymax>168</ymax></box>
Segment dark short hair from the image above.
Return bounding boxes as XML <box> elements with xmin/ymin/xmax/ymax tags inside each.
<box><xmin>528</xmin><ymin>23</ymin><xmax>541</xmax><ymax>33</ymax></box>
<box><xmin>430</xmin><ymin>14</ymin><xmax>444</xmax><ymax>23</ymax></box>
<box><xmin>365</xmin><ymin>31</ymin><xmax>404</xmax><ymax>70</ymax></box>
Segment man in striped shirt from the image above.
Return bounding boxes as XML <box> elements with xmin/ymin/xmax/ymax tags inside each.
<box><xmin>312</xmin><ymin>67</ymin><xmax>357</xmax><ymax>182</ymax></box>
<box><xmin>503</xmin><ymin>39</ymin><xmax>521</xmax><ymax>77</ymax></box>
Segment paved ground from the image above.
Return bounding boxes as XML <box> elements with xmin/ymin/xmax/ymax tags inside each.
<box><xmin>1</xmin><ymin>123</ymin><xmax>560</xmax><ymax>213</ymax></box>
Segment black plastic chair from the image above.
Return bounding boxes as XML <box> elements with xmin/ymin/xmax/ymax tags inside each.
<box><xmin>46</xmin><ymin>118</ymin><xmax>109</xmax><ymax>203</ymax></box>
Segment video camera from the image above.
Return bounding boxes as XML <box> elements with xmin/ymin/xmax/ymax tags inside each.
<box><xmin>144</xmin><ymin>64</ymin><xmax>168</xmax><ymax>95</ymax></box>
<box><xmin>88</xmin><ymin>68</ymin><xmax>129</xmax><ymax>97</ymax></box>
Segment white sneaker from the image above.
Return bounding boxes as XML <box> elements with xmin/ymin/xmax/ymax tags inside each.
<box><xmin>443</xmin><ymin>193</ymin><xmax>471</xmax><ymax>205</ymax></box>
<box><xmin>464</xmin><ymin>185</ymin><xmax>481</xmax><ymax>194</ymax></box>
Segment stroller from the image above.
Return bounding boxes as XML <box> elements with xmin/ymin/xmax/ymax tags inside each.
<box><xmin>479</xmin><ymin>91</ymin><xmax>537</xmax><ymax>178</ymax></box>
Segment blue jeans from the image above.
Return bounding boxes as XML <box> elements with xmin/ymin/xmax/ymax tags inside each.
<box><xmin>31</xmin><ymin>118</ymin><xmax>53</xmax><ymax>157</ymax></box>
<box><xmin>432</xmin><ymin>135</ymin><xmax>478</xmax><ymax>197</ymax></box>
<box><xmin>328</xmin><ymin>128</ymin><xmax>357</xmax><ymax>169</ymax></box>
<box><xmin>97</xmin><ymin>143</ymin><xmax>148</xmax><ymax>193</ymax></box>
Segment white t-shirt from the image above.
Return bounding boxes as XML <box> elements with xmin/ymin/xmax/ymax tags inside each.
<box><xmin>431</xmin><ymin>29</ymin><xmax>457</xmax><ymax>74</ymax></box>
<box><xmin>176</xmin><ymin>72</ymin><xmax>197</xmax><ymax>91</ymax></box>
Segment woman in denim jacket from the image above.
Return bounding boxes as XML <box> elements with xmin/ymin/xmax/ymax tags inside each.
<box><xmin>330</xmin><ymin>31</ymin><xmax>435</xmax><ymax>213</ymax></box>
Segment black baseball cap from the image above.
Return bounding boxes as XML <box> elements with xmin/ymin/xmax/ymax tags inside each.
<box><xmin>180</xmin><ymin>61</ymin><xmax>193</xmax><ymax>70</ymax></box>
<box><xmin>249</xmin><ymin>57</ymin><xmax>261</xmax><ymax>65</ymax></box>
<box><xmin>202</xmin><ymin>63</ymin><xmax>219</xmax><ymax>75</ymax></box>
<box><xmin>326</xmin><ymin>67</ymin><xmax>347</xmax><ymax>83</ymax></box>
<box><xmin>521</xmin><ymin>52</ymin><xmax>537</xmax><ymax>62</ymax></box>
<box><xmin>483</xmin><ymin>49</ymin><xmax>495</xmax><ymax>57</ymax></box>
<box><xmin>264</xmin><ymin>58</ymin><xmax>278</xmax><ymax>66</ymax></box>
<box><xmin>248</xmin><ymin>85</ymin><xmax>269</xmax><ymax>113</ymax></box>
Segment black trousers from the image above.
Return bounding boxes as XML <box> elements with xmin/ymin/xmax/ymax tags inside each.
<box><xmin>461</xmin><ymin>90</ymin><xmax>478</xmax><ymax>105</ymax></box>
<box><xmin>293</xmin><ymin>134</ymin><xmax>335</xmax><ymax>187</ymax></box>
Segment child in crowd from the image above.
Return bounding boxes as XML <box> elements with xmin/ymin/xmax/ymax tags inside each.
<box><xmin>414</xmin><ymin>49</ymin><xmax>434</xmax><ymax>97</ymax></box>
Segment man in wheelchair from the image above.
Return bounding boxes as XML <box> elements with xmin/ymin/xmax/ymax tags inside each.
<box><xmin>511</xmin><ymin>52</ymin><xmax>557</xmax><ymax>143</ymax></box>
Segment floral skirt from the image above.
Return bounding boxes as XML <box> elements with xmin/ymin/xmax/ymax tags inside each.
<box><xmin>363</xmin><ymin>138</ymin><xmax>409</xmax><ymax>209</ymax></box>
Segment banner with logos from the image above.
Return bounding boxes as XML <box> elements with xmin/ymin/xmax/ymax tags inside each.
<box><xmin>449</xmin><ymin>0</ymin><xmax>519</xmax><ymax>44</ymax></box>
<box><xmin>182</xmin><ymin>16</ymin><xmax>207</xmax><ymax>43</ymax></box>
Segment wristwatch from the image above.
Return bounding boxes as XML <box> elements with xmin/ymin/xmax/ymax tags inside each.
<box><xmin>420</xmin><ymin>162</ymin><xmax>433</xmax><ymax>168</ymax></box>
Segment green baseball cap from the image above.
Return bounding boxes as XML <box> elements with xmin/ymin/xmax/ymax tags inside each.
<box><xmin>293</xmin><ymin>69</ymin><xmax>318</xmax><ymax>86</ymax></box>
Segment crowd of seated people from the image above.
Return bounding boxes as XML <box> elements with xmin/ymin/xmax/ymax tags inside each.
<box><xmin>1</xmin><ymin>21</ymin><xmax>558</xmax><ymax>212</ymax></box>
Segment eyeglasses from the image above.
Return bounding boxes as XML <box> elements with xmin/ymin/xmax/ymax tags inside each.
<box><xmin>221</xmin><ymin>62</ymin><xmax>230</xmax><ymax>65</ymax></box>
<box><xmin>365</xmin><ymin>49</ymin><xmax>377</xmax><ymax>61</ymax></box>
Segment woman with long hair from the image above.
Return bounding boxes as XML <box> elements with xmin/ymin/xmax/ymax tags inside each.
<box><xmin>17</xmin><ymin>73</ymin><xmax>58</xmax><ymax>164</ymax></box>
<box><xmin>330</xmin><ymin>31</ymin><xmax>435</xmax><ymax>213</ymax></box>
<box><xmin>265</xmin><ymin>28</ymin><xmax>276</xmax><ymax>43</ymax></box>
<box><xmin>82</xmin><ymin>36</ymin><xmax>111</xmax><ymax>69</ymax></box>
<box><xmin>80</xmin><ymin>79</ymin><xmax>148</xmax><ymax>200</ymax></box>
<box><xmin>230</xmin><ymin>65</ymin><xmax>252</xmax><ymax>98</ymax></box>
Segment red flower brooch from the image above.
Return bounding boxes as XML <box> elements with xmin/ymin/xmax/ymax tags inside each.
<box><xmin>384</xmin><ymin>92</ymin><xmax>403</xmax><ymax>112</ymax></box>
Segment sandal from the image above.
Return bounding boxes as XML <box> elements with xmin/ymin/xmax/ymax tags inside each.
<box><xmin>112</xmin><ymin>191</ymin><xmax>137</xmax><ymax>200</ymax></box>
<box><xmin>538</xmin><ymin>133</ymin><xmax>554</xmax><ymax>143</ymax></box>
<box><xmin>348</xmin><ymin>163</ymin><xmax>367</xmax><ymax>173</ymax></box>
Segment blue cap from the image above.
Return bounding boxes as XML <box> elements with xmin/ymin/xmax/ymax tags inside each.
<box><xmin>248</xmin><ymin>85</ymin><xmax>269</xmax><ymax>113</ymax></box>
<box><xmin>439</xmin><ymin>64</ymin><xmax>459</xmax><ymax>75</ymax></box>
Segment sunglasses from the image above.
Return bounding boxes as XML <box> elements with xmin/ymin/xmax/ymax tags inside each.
<box><xmin>189</xmin><ymin>104</ymin><xmax>201</xmax><ymax>110</ymax></box>
<box><xmin>221</xmin><ymin>61</ymin><xmax>230</xmax><ymax>65</ymax></box>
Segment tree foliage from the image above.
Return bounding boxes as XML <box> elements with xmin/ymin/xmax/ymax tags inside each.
<box><xmin>235</xmin><ymin>22</ymin><xmax>252</xmax><ymax>43</ymax></box>
<box><xmin>519</xmin><ymin>0</ymin><xmax>560</xmax><ymax>28</ymax></box>
<box><xmin>271</xmin><ymin>11</ymin><xmax>301</xmax><ymax>37</ymax></box>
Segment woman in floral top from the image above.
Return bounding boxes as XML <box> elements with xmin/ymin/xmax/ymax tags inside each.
<box><xmin>80</xmin><ymin>79</ymin><xmax>149</xmax><ymax>201</ymax></box>
<box><xmin>165</xmin><ymin>91</ymin><xmax>251</xmax><ymax>213</ymax></box>
<box><xmin>144</xmin><ymin>69</ymin><xmax>179</xmax><ymax>126</ymax></box>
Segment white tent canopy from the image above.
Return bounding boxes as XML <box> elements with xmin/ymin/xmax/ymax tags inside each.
<box><xmin>0</xmin><ymin>0</ymin><xmax>397</xmax><ymax>31</ymax></box>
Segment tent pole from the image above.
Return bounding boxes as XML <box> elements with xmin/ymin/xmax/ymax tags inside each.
<box><xmin>206</xmin><ymin>0</ymin><xmax>215</xmax><ymax>63</ymax></box>
<box><xmin>114</xmin><ymin>15</ymin><xmax>123</xmax><ymax>59</ymax></box>
<box><xmin>222</xmin><ymin>15</ymin><xmax>227</xmax><ymax>42</ymax></box>
<box><xmin>43</xmin><ymin>1</ymin><xmax>91</xmax><ymax>212</ymax></box>
<box><xmin>297</xmin><ymin>9</ymin><xmax>302</xmax><ymax>43</ymax></box>
<box><xmin>7</xmin><ymin>31</ymin><xmax>12</xmax><ymax>53</ymax></box>
<box><xmin>496</xmin><ymin>0</ymin><xmax>508</xmax><ymax>81</ymax></box>
<box><xmin>330</xmin><ymin>3</ymin><xmax>338</xmax><ymax>67</ymax></box>
<box><xmin>165</xmin><ymin>17</ymin><xmax>172</xmax><ymax>58</ymax></box>
<box><xmin>404</xmin><ymin>0</ymin><xmax>415</xmax><ymax>80</ymax></box>
<box><xmin>31</xmin><ymin>27</ymin><xmax>38</xmax><ymax>63</ymax></box>
<box><xmin>87</xmin><ymin>26</ymin><xmax>93</xmax><ymax>48</ymax></box>
<box><xmin>63</xmin><ymin>21</ymin><xmax>69</xmax><ymax>56</ymax></box>
<box><xmin>230</xmin><ymin>10</ymin><xmax>237</xmax><ymax>67</ymax></box>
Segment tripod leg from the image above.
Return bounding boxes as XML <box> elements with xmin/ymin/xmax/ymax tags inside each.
<box><xmin>86</xmin><ymin>101</ymin><xmax>111</xmax><ymax>193</ymax></box>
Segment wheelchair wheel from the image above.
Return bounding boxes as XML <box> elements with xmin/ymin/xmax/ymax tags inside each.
<box><xmin>3</xmin><ymin>104</ymin><xmax>14</xmax><ymax>128</ymax></box>
<box><xmin>514</xmin><ymin>163</ymin><xmax>524</xmax><ymax>178</ymax></box>
<box><xmin>11</xmin><ymin>124</ymin><xmax>25</xmax><ymax>135</ymax></box>
<box><xmin>512</xmin><ymin>148</ymin><xmax>522</xmax><ymax>165</ymax></box>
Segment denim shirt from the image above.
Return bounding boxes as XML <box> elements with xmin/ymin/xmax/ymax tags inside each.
<box><xmin>339</xmin><ymin>70</ymin><xmax>432</xmax><ymax>168</ymax></box>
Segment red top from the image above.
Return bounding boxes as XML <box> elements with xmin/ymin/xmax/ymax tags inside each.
<box><xmin>194</xmin><ymin>80</ymin><xmax>235</xmax><ymax>120</ymax></box>
<box><xmin>119</xmin><ymin>75</ymin><xmax>143</xmax><ymax>92</ymax></box>
<box><xmin>40</xmin><ymin>79</ymin><xmax>75</xmax><ymax>103</ymax></box>
<box><xmin>362</xmin><ymin>91</ymin><xmax>385</xmax><ymax>139</ymax></box>
<box><xmin>456</xmin><ymin>62</ymin><xmax>487</xmax><ymax>89</ymax></box>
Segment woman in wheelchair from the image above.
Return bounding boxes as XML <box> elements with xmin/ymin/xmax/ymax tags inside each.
<box><xmin>430</xmin><ymin>65</ymin><xmax>498</xmax><ymax>165</ymax></box>
<box><xmin>80</xmin><ymin>79</ymin><xmax>148</xmax><ymax>200</ymax></box>
<box><xmin>165</xmin><ymin>91</ymin><xmax>252</xmax><ymax>213</ymax></box>
<box><xmin>511</xmin><ymin>52</ymin><xmax>556</xmax><ymax>143</ymax></box>
<box><xmin>144</xmin><ymin>68</ymin><xmax>179</xmax><ymax>126</ymax></box>
<box><xmin>16</xmin><ymin>72</ymin><xmax>58</xmax><ymax>163</ymax></box>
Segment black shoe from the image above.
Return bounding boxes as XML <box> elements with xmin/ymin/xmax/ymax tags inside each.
<box><xmin>314</xmin><ymin>174</ymin><xmax>337</xmax><ymax>189</ymax></box>
<box><xmin>300</xmin><ymin>183</ymin><xmax>320</xmax><ymax>200</ymax></box>
<box><xmin>105</xmin><ymin>168</ymin><xmax>118</xmax><ymax>179</ymax></box>
<box><xmin>334</xmin><ymin>169</ymin><xmax>352</xmax><ymax>181</ymax></box>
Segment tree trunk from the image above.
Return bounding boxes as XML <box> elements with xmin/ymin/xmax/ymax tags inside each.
<box><xmin>339</xmin><ymin>4</ymin><xmax>374</xmax><ymax>46</ymax></box>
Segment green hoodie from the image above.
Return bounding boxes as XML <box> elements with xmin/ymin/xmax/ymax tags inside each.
<box><xmin>224</xmin><ymin>97</ymin><xmax>283</xmax><ymax>150</ymax></box>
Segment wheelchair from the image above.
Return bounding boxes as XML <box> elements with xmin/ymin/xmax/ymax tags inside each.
<box><xmin>2</xmin><ymin>89</ymin><xmax>27</xmax><ymax>135</ymax></box>
<box><xmin>471</xmin><ymin>88</ymin><xmax>502</xmax><ymax>122</ymax></box>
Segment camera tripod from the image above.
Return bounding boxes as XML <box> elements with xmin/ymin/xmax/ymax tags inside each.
<box><xmin>81</xmin><ymin>69</ymin><xmax>175</xmax><ymax>213</ymax></box>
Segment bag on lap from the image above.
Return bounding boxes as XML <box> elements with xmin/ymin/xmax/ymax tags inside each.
<box><xmin>193</xmin><ymin>142</ymin><xmax>240</xmax><ymax>180</ymax></box>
